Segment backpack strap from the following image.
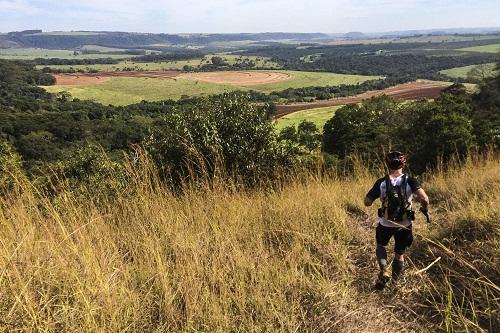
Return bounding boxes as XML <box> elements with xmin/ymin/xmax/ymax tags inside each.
<box><xmin>383</xmin><ymin>175</ymin><xmax>391</xmax><ymax>219</ymax></box>
<box><xmin>401</xmin><ymin>174</ymin><xmax>408</xmax><ymax>201</ymax></box>
<box><xmin>384</xmin><ymin>175</ymin><xmax>392</xmax><ymax>195</ymax></box>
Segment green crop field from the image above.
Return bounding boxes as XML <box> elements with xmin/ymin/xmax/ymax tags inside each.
<box><xmin>457</xmin><ymin>43</ymin><xmax>500</xmax><ymax>53</ymax></box>
<box><xmin>0</xmin><ymin>48</ymin><xmax>137</xmax><ymax>60</ymax></box>
<box><xmin>37</xmin><ymin>54</ymin><xmax>281</xmax><ymax>72</ymax></box>
<box><xmin>440</xmin><ymin>63</ymin><xmax>498</xmax><ymax>79</ymax></box>
<box><xmin>275</xmin><ymin>106</ymin><xmax>342</xmax><ymax>131</ymax></box>
<box><xmin>42</xmin><ymin>71</ymin><xmax>378</xmax><ymax>105</ymax></box>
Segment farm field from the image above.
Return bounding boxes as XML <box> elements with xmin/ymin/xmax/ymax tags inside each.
<box><xmin>440</xmin><ymin>63</ymin><xmax>498</xmax><ymax>78</ymax></box>
<box><xmin>0</xmin><ymin>48</ymin><xmax>137</xmax><ymax>60</ymax></box>
<box><xmin>275</xmin><ymin>105</ymin><xmax>341</xmax><ymax>130</ymax></box>
<box><xmin>80</xmin><ymin>45</ymin><xmax>130</xmax><ymax>52</ymax></box>
<box><xmin>37</xmin><ymin>54</ymin><xmax>281</xmax><ymax>72</ymax></box>
<box><xmin>43</xmin><ymin>70</ymin><xmax>379</xmax><ymax>105</ymax></box>
<box><xmin>275</xmin><ymin>80</ymin><xmax>451</xmax><ymax>116</ymax></box>
<box><xmin>457</xmin><ymin>43</ymin><xmax>500</xmax><ymax>53</ymax></box>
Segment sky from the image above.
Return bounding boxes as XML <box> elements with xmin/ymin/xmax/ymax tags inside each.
<box><xmin>1</xmin><ymin>0</ymin><xmax>499</xmax><ymax>33</ymax></box>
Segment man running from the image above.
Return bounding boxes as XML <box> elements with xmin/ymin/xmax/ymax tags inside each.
<box><xmin>364</xmin><ymin>151</ymin><xmax>430</xmax><ymax>289</ymax></box>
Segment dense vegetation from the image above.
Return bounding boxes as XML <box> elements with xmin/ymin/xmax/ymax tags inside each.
<box><xmin>1</xmin><ymin>59</ymin><xmax>499</xmax><ymax>181</ymax></box>
<box><xmin>240</xmin><ymin>42</ymin><xmax>500</xmax><ymax>81</ymax></box>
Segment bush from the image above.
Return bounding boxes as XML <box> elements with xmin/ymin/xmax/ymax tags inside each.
<box><xmin>0</xmin><ymin>140</ymin><xmax>25</xmax><ymax>192</ymax></box>
<box><xmin>146</xmin><ymin>93</ymin><xmax>287</xmax><ymax>187</ymax></box>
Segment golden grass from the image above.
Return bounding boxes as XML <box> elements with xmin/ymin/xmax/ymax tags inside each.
<box><xmin>0</xmin><ymin>153</ymin><xmax>498</xmax><ymax>332</ymax></box>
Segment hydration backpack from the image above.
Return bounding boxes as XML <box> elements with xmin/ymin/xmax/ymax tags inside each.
<box><xmin>379</xmin><ymin>175</ymin><xmax>414</xmax><ymax>222</ymax></box>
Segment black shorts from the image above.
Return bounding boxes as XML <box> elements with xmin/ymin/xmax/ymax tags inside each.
<box><xmin>376</xmin><ymin>223</ymin><xmax>413</xmax><ymax>255</ymax></box>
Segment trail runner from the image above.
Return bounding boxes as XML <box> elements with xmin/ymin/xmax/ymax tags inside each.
<box><xmin>364</xmin><ymin>151</ymin><xmax>430</xmax><ymax>289</ymax></box>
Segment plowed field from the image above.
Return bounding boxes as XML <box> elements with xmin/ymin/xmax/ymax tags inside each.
<box><xmin>53</xmin><ymin>71</ymin><xmax>291</xmax><ymax>86</ymax></box>
<box><xmin>179</xmin><ymin>71</ymin><xmax>291</xmax><ymax>86</ymax></box>
<box><xmin>275</xmin><ymin>80</ymin><xmax>451</xmax><ymax>117</ymax></box>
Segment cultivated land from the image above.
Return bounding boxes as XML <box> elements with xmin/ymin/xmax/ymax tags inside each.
<box><xmin>457</xmin><ymin>43</ymin><xmax>500</xmax><ymax>53</ymax></box>
<box><xmin>43</xmin><ymin>70</ymin><xmax>380</xmax><ymax>105</ymax></box>
<box><xmin>275</xmin><ymin>105</ymin><xmax>342</xmax><ymax>130</ymax></box>
<box><xmin>36</xmin><ymin>54</ymin><xmax>281</xmax><ymax>72</ymax></box>
<box><xmin>440</xmin><ymin>63</ymin><xmax>498</xmax><ymax>78</ymax></box>
<box><xmin>275</xmin><ymin>80</ymin><xmax>451</xmax><ymax>116</ymax></box>
<box><xmin>0</xmin><ymin>48</ymin><xmax>136</xmax><ymax>60</ymax></box>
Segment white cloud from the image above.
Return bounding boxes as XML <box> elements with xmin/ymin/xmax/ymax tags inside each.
<box><xmin>1</xmin><ymin>0</ymin><xmax>499</xmax><ymax>33</ymax></box>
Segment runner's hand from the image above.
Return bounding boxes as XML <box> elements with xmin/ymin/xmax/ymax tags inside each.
<box><xmin>419</xmin><ymin>207</ymin><xmax>431</xmax><ymax>223</ymax></box>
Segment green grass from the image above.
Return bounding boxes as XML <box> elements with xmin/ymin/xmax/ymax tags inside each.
<box><xmin>0</xmin><ymin>48</ymin><xmax>137</xmax><ymax>60</ymax></box>
<box><xmin>440</xmin><ymin>63</ymin><xmax>498</xmax><ymax>79</ymax></box>
<box><xmin>37</xmin><ymin>54</ymin><xmax>281</xmax><ymax>72</ymax></box>
<box><xmin>275</xmin><ymin>106</ymin><xmax>342</xmax><ymax>131</ymax></box>
<box><xmin>457</xmin><ymin>43</ymin><xmax>500</xmax><ymax>53</ymax></box>
<box><xmin>80</xmin><ymin>45</ymin><xmax>129</xmax><ymax>52</ymax></box>
<box><xmin>42</xmin><ymin>71</ymin><xmax>379</xmax><ymax>105</ymax></box>
<box><xmin>43</xmin><ymin>77</ymin><xmax>239</xmax><ymax>105</ymax></box>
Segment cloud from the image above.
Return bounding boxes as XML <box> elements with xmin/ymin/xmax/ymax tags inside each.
<box><xmin>1</xmin><ymin>0</ymin><xmax>499</xmax><ymax>33</ymax></box>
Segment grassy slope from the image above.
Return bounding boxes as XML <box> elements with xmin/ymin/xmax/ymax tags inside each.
<box><xmin>275</xmin><ymin>105</ymin><xmax>341</xmax><ymax>130</ymax></box>
<box><xmin>44</xmin><ymin>77</ymin><xmax>239</xmax><ymax>105</ymax></box>
<box><xmin>457</xmin><ymin>43</ymin><xmax>500</xmax><ymax>53</ymax></box>
<box><xmin>42</xmin><ymin>71</ymin><xmax>379</xmax><ymax>105</ymax></box>
<box><xmin>0</xmin><ymin>48</ymin><xmax>136</xmax><ymax>60</ymax></box>
<box><xmin>0</xmin><ymin>154</ymin><xmax>498</xmax><ymax>332</ymax></box>
<box><xmin>440</xmin><ymin>63</ymin><xmax>498</xmax><ymax>78</ymax></box>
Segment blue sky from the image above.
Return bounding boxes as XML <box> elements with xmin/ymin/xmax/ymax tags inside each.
<box><xmin>1</xmin><ymin>0</ymin><xmax>499</xmax><ymax>33</ymax></box>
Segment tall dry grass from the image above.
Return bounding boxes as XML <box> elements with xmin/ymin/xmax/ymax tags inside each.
<box><xmin>0</xmin><ymin>153</ymin><xmax>498</xmax><ymax>332</ymax></box>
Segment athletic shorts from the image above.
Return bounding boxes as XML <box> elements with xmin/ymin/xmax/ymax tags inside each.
<box><xmin>376</xmin><ymin>223</ymin><xmax>413</xmax><ymax>255</ymax></box>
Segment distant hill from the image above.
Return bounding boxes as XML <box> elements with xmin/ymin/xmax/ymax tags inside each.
<box><xmin>1</xmin><ymin>31</ymin><xmax>331</xmax><ymax>50</ymax></box>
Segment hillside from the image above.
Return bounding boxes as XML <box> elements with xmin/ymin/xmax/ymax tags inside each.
<box><xmin>0</xmin><ymin>152</ymin><xmax>498</xmax><ymax>332</ymax></box>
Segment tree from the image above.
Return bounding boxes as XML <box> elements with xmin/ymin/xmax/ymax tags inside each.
<box><xmin>402</xmin><ymin>91</ymin><xmax>475</xmax><ymax>173</ymax></box>
<box><xmin>471</xmin><ymin>65</ymin><xmax>500</xmax><ymax>149</ymax></box>
<box><xmin>297</xmin><ymin>120</ymin><xmax>321</xmax><ymax>152</ymax></box>
<box><xmin>322</xmin><ymin>96</ymin><xmax>402</xmax><ymax>158</ymax></box>
<box><xmin>211</xmin><ymin>56</ymin><xmax>228</xmax><ymax>67</ymax></box>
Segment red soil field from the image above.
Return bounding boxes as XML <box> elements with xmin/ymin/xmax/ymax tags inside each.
<box><xmin>275</xmin><ymin>80</ymin><xmax>451</xmax><ymax>117</ymax></box>
<box><xmin>53</xmin><ymin>71</ymin><xmax>291</xmax><ymax>86</ymax></box>
<box><xmin>179</xmin><ymin>71</ymin><xmax>291</xmax><ymax>86</ymax></box>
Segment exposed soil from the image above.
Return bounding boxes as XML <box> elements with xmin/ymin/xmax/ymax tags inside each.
<box><xmin>53</xmin><ymin>71</ymin><xmax>181</xmax><ymax>85</ymax></box>
<box><xmin>179</xmin><ymin>71</ymin><xmax>291</xmax><ymax>86</ymax></box>
<box><xmin>53</xmin><ymin>70</ymin><xmax>291</xmax><ymax>87</ymax></box>
<box><xmin>275</xmin><ymin>80</ymin><xmax>451</xmax><ymax>117</ymax></box>
<box><xmin>54</xmin><ymin>74</ymin><xmax>112</xmax><ymax>86</ymax></box>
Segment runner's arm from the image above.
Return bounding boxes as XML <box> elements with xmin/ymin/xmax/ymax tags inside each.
<box><xmin>414</xmin><ymin>188</ymin><xmax>429</xmax><ymax>209</ymax></box>
<box><xmin>364</xmin><ymin>196</ymin><xmax>374</xmax><ymax>207</ymax></box>
<box><xmin>364</xmin><ymin>178</ymin><xmax>384</xmax><ymax>207</ymax></box>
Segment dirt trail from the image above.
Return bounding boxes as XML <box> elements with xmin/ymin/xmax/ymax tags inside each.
<box><xmin>275</xmin><ymin>80</ymin><xmax>451</xmax><ymax>117</ymax></box>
